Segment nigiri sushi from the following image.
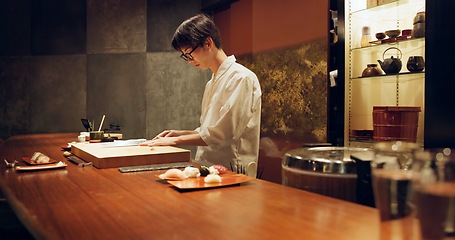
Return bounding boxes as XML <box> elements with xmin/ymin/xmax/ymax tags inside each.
<box><xmin>30</xmin><ymin>152</ymin><xmax>51</xmax><ymax>164</ymax></box>
<box><xmin>204</xmin><ymin>174</ymin><xmax>222</xmax><ymax>183</ymax></box>
<box><xmin>183</xmin><ymin>166</ymin><xmax>200</xmax><ymax>178</ymax></box>
<box><xmin>159</xmin><ymin>168</ymin><xmax>188</xmax><ymax>180</ymax></box>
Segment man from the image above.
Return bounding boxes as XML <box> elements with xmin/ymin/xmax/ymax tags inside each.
<box><xmin>141</xmin><ymin>14</ymin><xmax>261</xmax><ymax>170</ymax></box>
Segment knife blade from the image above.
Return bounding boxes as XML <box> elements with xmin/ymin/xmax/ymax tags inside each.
<box><xmin>99</xmin><ymin>139</ymin><xmax>147</xmax><ymax>148</ymax></box>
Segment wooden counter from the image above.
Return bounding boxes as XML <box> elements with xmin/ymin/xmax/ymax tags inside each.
<box><xmin>0</xmin><ymin>133</ymin><xmax>381</xmax><ymax>240</ymax></box>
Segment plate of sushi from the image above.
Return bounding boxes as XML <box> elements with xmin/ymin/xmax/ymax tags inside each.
<box><xmin>22</xmin><ymin>152</ymin><xmax>57</xmax><ymax>165</ymax></box>
<box><xmin>158</xmin><ymin>165</ymin><xmax>255</xmax><ymax>189</ymax></box>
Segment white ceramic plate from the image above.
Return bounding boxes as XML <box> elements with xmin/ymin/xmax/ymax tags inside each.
<box><xmin>15</xmin><ymin>162</ymin><xmax>67</xmax><ymax>171</ymax></box>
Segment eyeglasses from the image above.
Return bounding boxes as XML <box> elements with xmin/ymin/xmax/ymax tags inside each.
<box><xmin>180</xmin><ymin>46</ymin><xmax>199</xmax><ymax>61</ymax></box>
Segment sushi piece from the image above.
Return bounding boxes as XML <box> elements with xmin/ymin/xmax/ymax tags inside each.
<box><xmin>211</xmin><ymin>165</ymin><xmax>228</xmax><ymax>174</ymax></box>
<box><xmin>30</xmin><ymin>152</ymin><xmax>51</xmax><ymax>164</ymax></box>
<box><xmin>159</xmin><ymin>168</ymin><xmax>188</xmax><ymax>180</ymax></box>
<box><xmin>183</xmin><ymin>166</ymin><xmax>200</xmax><ymax>178</ymax></box>
<box><xmin>208</xmin><ymin>166</ymin><xmax>219</xmax><ymax>175</ymax></box>
<box><xmin>204</xmin><ymin>174</ymin><xmax>222</xmax><ymax>183</ymax></box>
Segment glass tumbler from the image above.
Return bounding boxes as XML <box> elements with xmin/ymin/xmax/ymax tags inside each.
<box><xmin>372</xmin><ymin>141</ymin><xmax>421</xmax><ymax>240</ymax></box>
<box><xmin>413</xmin><ymin>148</ymin><xmax>455</xmax><ymax>240</ymax></box>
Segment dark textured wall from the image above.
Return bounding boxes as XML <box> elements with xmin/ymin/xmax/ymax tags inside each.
<box><xmin>0</xmin><ymin>0</ymin><xmax>208</xmax><ymax>140</ymax></box>
<box><xmin>87</xmin><ymin>53</ymin><xmax>146</xmax><ymax>138</ymax></box>
<box><xmin>0</xmin><ymin>0</ymin><xmax>31</xmax><ymax>56</ymax></box>
<box><xmin>0</xmin><ymin>0</ymin><xmax>88</xmax><ymax>139</ymax></box>
<box><xmin>87</xmin><ymin>0</ymin><xmax>146</xmax><ymax>54</ymax></box>
<box><xmin>28</xmin><ymin>55</ymin><xmax>87</xmax><ymax>133</ymax></box>
<box><xmin>147</xmin><ymin>0</ymin><xmax>199</xmax><ymax>52</ymax></box>
<box><xmin>0</xmin><ymin>57</ymin><xmax>30</xmax><ymax>135</ymax></box>
<box><xmin>31</xmin><ymin>0</ymin><xmax>86</xmax><ymax>55</ymax></box>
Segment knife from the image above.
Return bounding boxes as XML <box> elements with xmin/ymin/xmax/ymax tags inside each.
<box><xmin>99</xmin><ymin>139</ymin><xmax>147</xmax><ymax>148</ymax></box>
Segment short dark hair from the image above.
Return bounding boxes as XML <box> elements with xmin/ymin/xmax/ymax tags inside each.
<box><xmin>171</xmin><ymin>14</ymin><xmax>222</xmax><ymax>50</ymax></box>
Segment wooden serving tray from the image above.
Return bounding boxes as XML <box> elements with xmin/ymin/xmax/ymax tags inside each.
<box><xmin>166</xmin><ymin>174</ymin><xmax>255</xmax><ymax>190</ymax></box>
<box><xmin>15</xmin><ymin>162</ymin><xmax>67</xmax><ymax>171</ymax></box>
<box><xmin>71</xmin><ymin>143</ymin><xmax>190</xmax><ymax>169</ymax></box>
<box><xmin>22</xmin><ymin>157</ymin><xmax>57</xmax><ymax>165</ymax></box>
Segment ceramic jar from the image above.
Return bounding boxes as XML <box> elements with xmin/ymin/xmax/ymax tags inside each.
<box><xmin>361</xmin><ymin>26</ymin><xmax>372</xmax><ymax>47</ymax></box>
<box><xmin>362</xmin><ymin>64</ymin><xmax>382</xmax><ymax>77</ymax></box>
<box><xmin>412</xmin><ymin>12</ymin><xmax>425</xmax><ymax>38</ymax></box>
<box><xmin>413</xmin><ymin>11</ymin><xmax>426</xmax><ymax>24</ymax></box>
<box><xmin>406</xmin><ymin>56</ymin><xmax>425</xmax><ymax>72</ymax></box>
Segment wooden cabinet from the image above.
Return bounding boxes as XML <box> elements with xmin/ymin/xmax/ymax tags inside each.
<box><xmin>344</xmin><ymin>0</ymin><xmax>426</xmax><ymax>147</ymax></box>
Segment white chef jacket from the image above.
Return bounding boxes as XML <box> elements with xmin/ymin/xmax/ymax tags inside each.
<box><xmin>194</xmin><ymin>56</ymin><xmax>262</xmax><ymax>168</ymax></box>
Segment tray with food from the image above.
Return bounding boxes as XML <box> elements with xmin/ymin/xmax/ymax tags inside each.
<box><xmin>22</xmin><ymin>152</ymin><xmax>57</xmax><ymax>165</ymax></box>
<box><xmin>157</xmin><ymin>165</ymin><xmax>255</xmax><ymax>190</ymax></box>
<box><xmin>167</xmin><ymin>174</ymin><xmax>255</xmax><ymax>189</ymax></box>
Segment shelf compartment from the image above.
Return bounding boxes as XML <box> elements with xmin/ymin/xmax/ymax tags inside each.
<box><xmin>351</xmin><ymin>71</ymin><xmax>424</xmax><ymax>81</ymax></box>
<box><xmin>351</xmin><ymin>37</ymin><xmax>424</xmax><ymax>51</ymax></box>
<box><xmin>350</xmin><ymin>40</ymin><xmax>425</xmax><ymax>79</ymax></box>
<box><xmin>349</xmin><ymin>0</ymin><xmax>425</xmax><ymax>50</ymax></box>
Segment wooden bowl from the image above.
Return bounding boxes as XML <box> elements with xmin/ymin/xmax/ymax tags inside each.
<box><xmin>385</xmin><ymin>29</ymin><xmax>401</xmax><ymax>38</ymax></box>
<box><xmin>402</xmin><ymin>29</ymin><xmax>412</xmax><ymax>36</ymax></box>
<box><xmin>375</xmin><ymin>32</ymin><xmax>386</xmax><ymax>40</ymax></box>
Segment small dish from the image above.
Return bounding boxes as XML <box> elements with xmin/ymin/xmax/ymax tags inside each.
<box><xmin>375</xmin><ymin>32</ymin><xmax>386</xmax><ymax>40</ymax></box>
<box><xmin>385</xmin><ymin>29</ymin><xmax>401</xmax><ymax>38</ymax></box>
<box><xmin>22</xmin><ymin>157</ymin><xmax>57</xmax><ymax>165</ymax></box>
<box><xmin>401</xmin><ymin>29</ymin><xmax>412</xmax><ymax>36</ymax></box>
<box><xmin>61</xmin><ymin>145</ymin><xmax>71</xmax><ymax>151</ymax></box>
<box><xmin>15</xmin><ymin>162</ymin><xmax>67</xmax><ymax>171</ymax></box>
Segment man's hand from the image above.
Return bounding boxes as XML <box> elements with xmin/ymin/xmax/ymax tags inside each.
<box><xmin>140</xmin><ymin>136</ymin><xmax>178</xmax><ymax>146</ymax></box>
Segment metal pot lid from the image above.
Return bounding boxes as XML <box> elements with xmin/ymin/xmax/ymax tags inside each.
<box><xmin>282</xmin><ymin>147</ymin><xmax>374</xmax><ymax>174</ymax></box>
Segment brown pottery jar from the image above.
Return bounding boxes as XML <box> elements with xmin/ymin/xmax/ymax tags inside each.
<box><xmin>362</xmin><ymin>64</ymin><xmax>382</xmax><ymax>77</ymax></box>
<box><xmin>412</xmin><ymin>12</ymin><xmax>425</xmax><ymax>38</ymax></box>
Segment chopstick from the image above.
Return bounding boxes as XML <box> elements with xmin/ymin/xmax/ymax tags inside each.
<box><xmin>98</xmin><ymin>115</ymin><xmax>105</xmax><ymax>132</ymax></box>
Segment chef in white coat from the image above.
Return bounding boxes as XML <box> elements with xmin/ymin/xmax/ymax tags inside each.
<box><xmin>141</xmin><ymin>14</ymin><xmax>261</xmax><ymax>171</ymax></box>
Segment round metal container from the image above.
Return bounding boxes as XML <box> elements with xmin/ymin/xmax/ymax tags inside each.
<box><xmin>282</xmin><ymin>147</ymin><xmax>373</xmax><ymax>202</ymax></box>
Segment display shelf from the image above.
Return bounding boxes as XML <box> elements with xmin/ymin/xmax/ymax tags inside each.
<box><xmin>349</xmin><ymin>0</ymin><xmax>425</xmax><ymax>50</ymax></box>
<box><xmin>350</xmin><ymin>37</ymin><xmax>424</xmax><ymax>51</ymax></box>
<box><xmin>351</xmin><ymin>0</ymin><xmax>424</xmax><ymax>17</ymax></box>
<box><xmin>350</xmin><ymin>37</ymin><xmax>425</xmax><ymax>79</ymax></box>
<box><xmin>351</xmin><ymin>0</ymin><xmax>399</xmax><ymax>14</ymax></box>
<box><xmin>345</xmin><ymin>0</ymin><xmax>425</xmax><ymax>146</ymax></box>
<box><xmin>351</xmin><ymin>71</ymin><xmax>424</xmax><ymax>81</ymax></box>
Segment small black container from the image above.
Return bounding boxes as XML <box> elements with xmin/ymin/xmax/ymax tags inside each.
<box><xmin>407</xmin><ymin>56</ymin><xmax>425</xmax><ymax>72</ymax></box>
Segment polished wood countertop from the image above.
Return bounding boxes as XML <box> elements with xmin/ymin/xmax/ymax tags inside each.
<box><xmin>0</xmin><ymin>133</ymin><xmax>381</xmax><ymax>240</ymax></box>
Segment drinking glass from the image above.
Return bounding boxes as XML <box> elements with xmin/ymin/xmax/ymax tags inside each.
<box><xmin>371</xmin><ymin>141</ymin><xmax>421</xmax><ymax>240</ymax></box>
<box><xmin>413</xmin><ymin>148</ymin><xmax>455</xmax><ymax>240</ymax></box>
